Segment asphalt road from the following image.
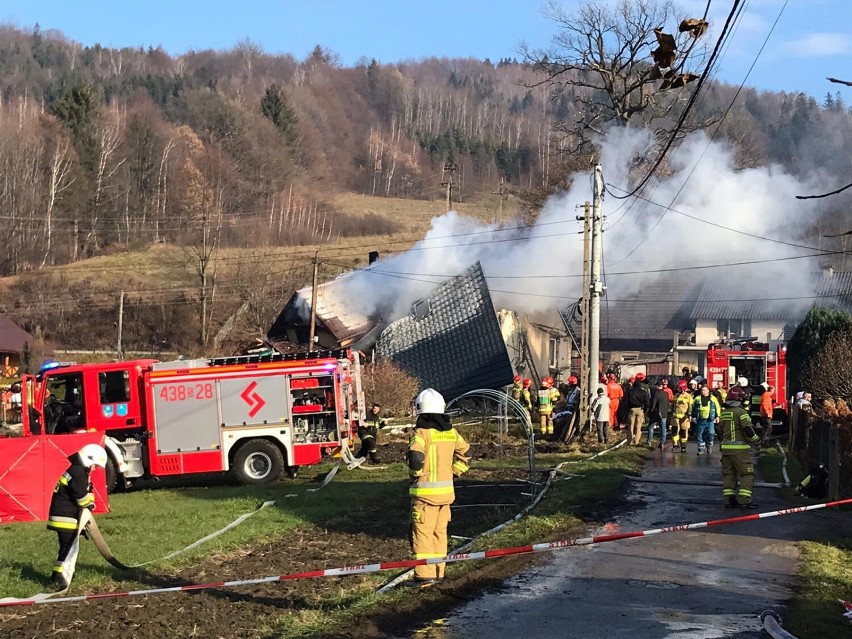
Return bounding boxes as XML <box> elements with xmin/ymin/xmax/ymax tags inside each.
<box><xmin>407</xmin><ymin>442</ymin><xmax>847</xmax><ymax>638</ymax></box>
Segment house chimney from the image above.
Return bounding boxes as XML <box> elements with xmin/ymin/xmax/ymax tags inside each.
<box><xmin>368</xmin><ymin>251</ymin><xmax>379</xmax><ymax>265</ymax></box>
<box><xmin>824</xmin><ymin>265</ymin><xmax>835</xmax><ymax>277</ymax></box>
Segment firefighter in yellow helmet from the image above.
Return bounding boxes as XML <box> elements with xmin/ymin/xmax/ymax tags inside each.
<box><xmin>47</xmin><ymin>443</ymin><xmax>108</xmax><ymax>590</ymax></box>
<box><xmin>407</xmin><ymin>389</ymin><xmax>470</xmax><ymax>588</ymax></box>
<box><xmin>719</xmin><ymin>385</ymin><xmax>761</xmax><ymax>508</ymax></box>
<box><xmin>670</xmin><ymin>379</ymin><xmax>693</xmax><ymax>452</ymax></box>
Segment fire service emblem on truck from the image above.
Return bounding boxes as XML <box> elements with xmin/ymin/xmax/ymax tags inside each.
<box><xmin>240</xmin><ymin>381</ymin><xmax>266</xmax><ymax>417</ymax></box>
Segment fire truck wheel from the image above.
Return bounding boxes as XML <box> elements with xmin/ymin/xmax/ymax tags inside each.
<box><xmin>233</xmin><ymin>439</ymin><xmax>284</xmax><ymax>484</ymax></box>
<box><xmin>105</xmin><ymin>457</ymin><xmax>120</xmax><ymax>494</ymax></box>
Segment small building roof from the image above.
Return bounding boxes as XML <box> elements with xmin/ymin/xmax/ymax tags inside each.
<box><xmin>267</xmin><ymin>270</ymin><xmax>379</xmax><ymax>348</ymax></box>
<box><xmin>0</xmin><ymin>315</ymin><xmax>32</xmax><ymax>354</ymax></box>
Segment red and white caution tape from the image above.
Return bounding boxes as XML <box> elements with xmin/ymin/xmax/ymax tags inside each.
<box><xmin>3</xmin><ymin>494</ymin><xmax>848</xmax><ymax>608</ymax></box>
<box><xmin>841</xmin><ymin>599</ymin><xmax>852</xmax><ymax>621</ymax></box>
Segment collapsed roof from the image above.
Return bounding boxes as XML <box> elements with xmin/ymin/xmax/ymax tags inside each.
<box><xmin>375</xmin><ymin>262</ymin><xmax>514</xmax><ymax>400</ymax></box>
<box><xmin>267</xmin><ymin>270</ymin><xmax>381</xmax><ymax>351</ymax></box>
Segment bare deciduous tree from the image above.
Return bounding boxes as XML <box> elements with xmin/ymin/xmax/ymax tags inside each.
<box><xmin>523</xmin><ymin>0</ymin><xmax>711</xmax><ymax>149</ymax></box>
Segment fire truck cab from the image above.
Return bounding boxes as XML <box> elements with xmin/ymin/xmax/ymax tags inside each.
<box><xmin>20</xmin><ymin>349</ymin><xmax>364</xmax><ymax>491</ymax></box>
<box><xmin>706</xmin><ymin>338</ymin><xmax>788</xmax><ymax>429</ymax></box>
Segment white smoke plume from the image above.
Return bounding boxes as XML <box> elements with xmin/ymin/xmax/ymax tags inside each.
<box><xmin>341</xmin><ymin>126</ymin><xmax>829</xmax><ymax>323</ymax></box>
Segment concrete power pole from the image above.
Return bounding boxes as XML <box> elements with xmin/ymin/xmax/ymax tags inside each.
<box><xmin>588</xmin><ymin>164</ymin><xmax>605</xmax><ymax>425</ymax></box>
<box><xmin>577</xmin><ymin>202</ymin><xmax>592</xmax><ymax>431</ymax></box>
<box><xmin>308</xmin><ymin>251</ymin><xmax>319</xmax><ymax>349</ymax></box>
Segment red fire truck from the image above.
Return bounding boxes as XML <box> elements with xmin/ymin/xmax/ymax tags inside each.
<box><xmin>17</xmin><ymin>349</ymin><xmax>364</xmax><ymax>491</ymax></box>
<box><xmin>706</xmin><ymin>338</ymin><xmax>788</xmax><ymax>427</ymax></box>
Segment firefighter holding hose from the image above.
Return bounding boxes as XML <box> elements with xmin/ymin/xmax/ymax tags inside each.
<box><xmin>47</xmin><ymin>443</ymin><xmax>108</xmax><ymax>589</ymax></box>
<box><xmin>407</xmin><ymin>389</ymin><xmax>470</xmax><ymax>588</ymax></box>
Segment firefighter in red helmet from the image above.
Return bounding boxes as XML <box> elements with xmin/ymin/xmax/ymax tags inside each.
<box><xmin>511</xmin><ymin>375</ymin><xmax>523</xmax><ymax>403</ymax></box>
<box><xmin>537</xmin><ymin>377</ymin><xmax>557</xmax><ymax>437</ymax></box>
<box><xmin>520</xmin><ymin>378</ymin><xmax>533</xmax><ymax>414</ymax></box>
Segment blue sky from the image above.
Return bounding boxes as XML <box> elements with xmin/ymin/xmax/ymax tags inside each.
<box><xmin>1</xmin><ymin>0</ymin><xmax>850</xmax><ymax>99</ymax></box>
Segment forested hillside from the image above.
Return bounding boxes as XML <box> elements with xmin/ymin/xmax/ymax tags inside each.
<box><xmin>0</xmin><ymin>23</ymin><xmax>851</xmax><ymax>353</ymax></box>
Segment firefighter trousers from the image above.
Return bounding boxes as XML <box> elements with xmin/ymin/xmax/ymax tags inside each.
<box><xmin>53</xmin><ymin>530</ymin><xmax>77</xmax><ymax>578</ymax></box>
<box><xmin>411</xmin><ymin>500</ymin><xmax>451</xmax><ymax>580</ymax></box>
<box><xmin>671</xmin><ymin>416</ymin><xmax>690</xmax><ymax>447</ymax></box>
<box><xmin>539</xmin><ymin>414</ymin><xmax>553</xmax><ymax>436</ymax></box>
<box><xmin>356</xmin><ymin>427</ymin><xmax>378</xmax><ymax>460</ymax></box>
<box><xmin>721</xmin><ymin>452</ymin><xmax>755</xmax><ymax>504</ymax></box>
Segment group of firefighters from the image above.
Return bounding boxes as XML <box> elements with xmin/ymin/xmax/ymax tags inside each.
<box><xmin>510</xmin><ymin>370</ymin><xmax>775</xmax><ymax>510</ymax></box>
<box><xmin>509</xmin><ymin>374</ymin><xmax>581</xmax><ymax>440</ymax></box>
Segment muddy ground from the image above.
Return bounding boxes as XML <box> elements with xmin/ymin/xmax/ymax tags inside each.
<box><xmin>0</xmin><ymin>471</ymin><xmax>540</xmax><ymax>638</ymax></box>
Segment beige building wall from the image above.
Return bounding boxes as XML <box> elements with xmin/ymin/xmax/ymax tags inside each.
<box><xmin>496</xmin><ymin>309</ymin><xmax>572</xmax><ymax>384</ymax></box>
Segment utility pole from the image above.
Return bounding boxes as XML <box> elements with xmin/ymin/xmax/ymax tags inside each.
<box><xmin>116</xmin><ymin>290</ymin><xmax>125</xmax><ymax>360</ymax></box>
<box><xmin>492</xmin><ymin>177</ymin><xmax>507</xmax><ymax>224</ymax></box>
<box><xmin>588</xmin><ymin>164</ymin><xmax>605</xmax><ymax>429</ymax></box>
<box><xmin>672</xmin><ymin>330</ymin><xmax>680</xmax><ymax>377</ymax></box>
<box><xmin>308</xmin><ymin>251</ymin><xmax>320</xmax><ymax>349</ymax></box>
<box><xmin>441</xmin><ymin>163</ymin><xmax>457</xmax><ymax>213</ymax></box>
<box><xmin>577</xmin><ymin>202</ymin><xmax>591</xmax><ymax>432</ymax></box>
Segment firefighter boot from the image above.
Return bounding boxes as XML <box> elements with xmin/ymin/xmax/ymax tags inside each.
<box><xmin>725</xmin><ymin>496</ymin><xmax>739</xmax><ymax>509</ymax></box>
<box><xmin>50</xmin><ymin>570</ymin><xmax>69</xmax><ymax>591</ymax></box>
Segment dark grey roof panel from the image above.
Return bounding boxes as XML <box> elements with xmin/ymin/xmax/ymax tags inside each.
<box><xmin>376</xmin><ymin>263</ymin><xmax>513</xmax><ymax>400</ymax></box>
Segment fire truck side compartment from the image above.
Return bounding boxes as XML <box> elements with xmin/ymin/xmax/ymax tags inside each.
<box><xmin>151</xmin><ymin>381</ymin><xmax>221</xmax><ymax>453</ymax></box>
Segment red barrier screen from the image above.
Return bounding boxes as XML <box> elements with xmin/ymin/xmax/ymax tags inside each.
<box><xmin>0</xmin><ymin>433</ymin><xmax>110</xmax><ymax>523</ymax></box>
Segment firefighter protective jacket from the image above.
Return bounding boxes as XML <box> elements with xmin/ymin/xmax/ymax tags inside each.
<box><xmin>408</xmin><ymin>414</ymin><xmax>470</xmax><ymax>505</ymax></box>
<box><xmin>537</xmin><ymin>386</ymin><xmax>555</xmax><ymax>415</ymax></box>
<box><xmin>47</xmin><ymin>460</ymin><xmax>94</xmax><ymax>532</ymax></box>
<box><xmin>511</xmin><ymin>381</ymin><xmax>523</xmax><ymax>401</ymax></box>
<box><xmin>673</xmin><ymin>391</ymin><xmax>692</xmax><ymax>419</ymax></box>
<box><xmin>718</xmin><ymin>402</ymin><xmax>760</xmax><ymax>452</ymax></box>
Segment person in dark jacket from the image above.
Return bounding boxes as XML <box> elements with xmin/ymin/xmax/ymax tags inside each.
<box><xmin>47</xmin><ymin>443</ymin><xmax>108</xmax><ymax>590</ymax></box>
<box><xmin>626</xmin><ymin>377</ymin><xmax>650</xmax><ymax>445</ymax></box>
<box><xmin>647</xmin><ymin>381</ymin><xmax>671</xmax><ymax>448</ymax></box>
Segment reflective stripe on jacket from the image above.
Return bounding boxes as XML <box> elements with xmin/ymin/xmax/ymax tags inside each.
<box><xmin>719</xmin><ymin>404</ymin><xmax>760</xmax><ymax>452</ymax></box>
<box><xmin>47</xmin><ymin>463</ymin><xmax>93</xmax><ymax>531</ymax></box>
<box><xmin>692</xmin><ymin>396</ymin><xmax>717</xmax><ymax>421</ymax></box>
<box><xmin>409</xmin><ymin>426</ymin><xmax>470</xmax><ymax>505</ymax></box>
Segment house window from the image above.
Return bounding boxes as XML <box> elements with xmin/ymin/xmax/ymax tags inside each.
<box><xmin>716</xmin><ymin>319</ymin><xmax>752</xmax><ymax>339</ymax></box>
<box><xmin>549</xmin><ymin>338</ymin><xmax>559</xmax><ymax>369</ymax></box>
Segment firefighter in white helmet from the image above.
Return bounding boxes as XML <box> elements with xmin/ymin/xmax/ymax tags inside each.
<box><xmin>47</xmin><ymin>443</ymin><xmax>108</xmax><ymax>589</ymax></box>
<box><xmin>407</xmin><ymin>389</ymin><xmax>470</xmax><ymax>588</ymax></box>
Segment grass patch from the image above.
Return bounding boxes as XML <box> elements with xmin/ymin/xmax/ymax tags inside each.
<box><xmin>758</xmin><ymin>445</ymin><xmax>852</xmax><ymax>638</ymax></box>
<box><xmin>786</xmin><ymin>541</ymin><xmax>852</xmax><ymax>638</ymax></box>
<box><xmin>0</xmin><ymin>461</ymin><xmax>405</xmax><ymax>598</ymax></box>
